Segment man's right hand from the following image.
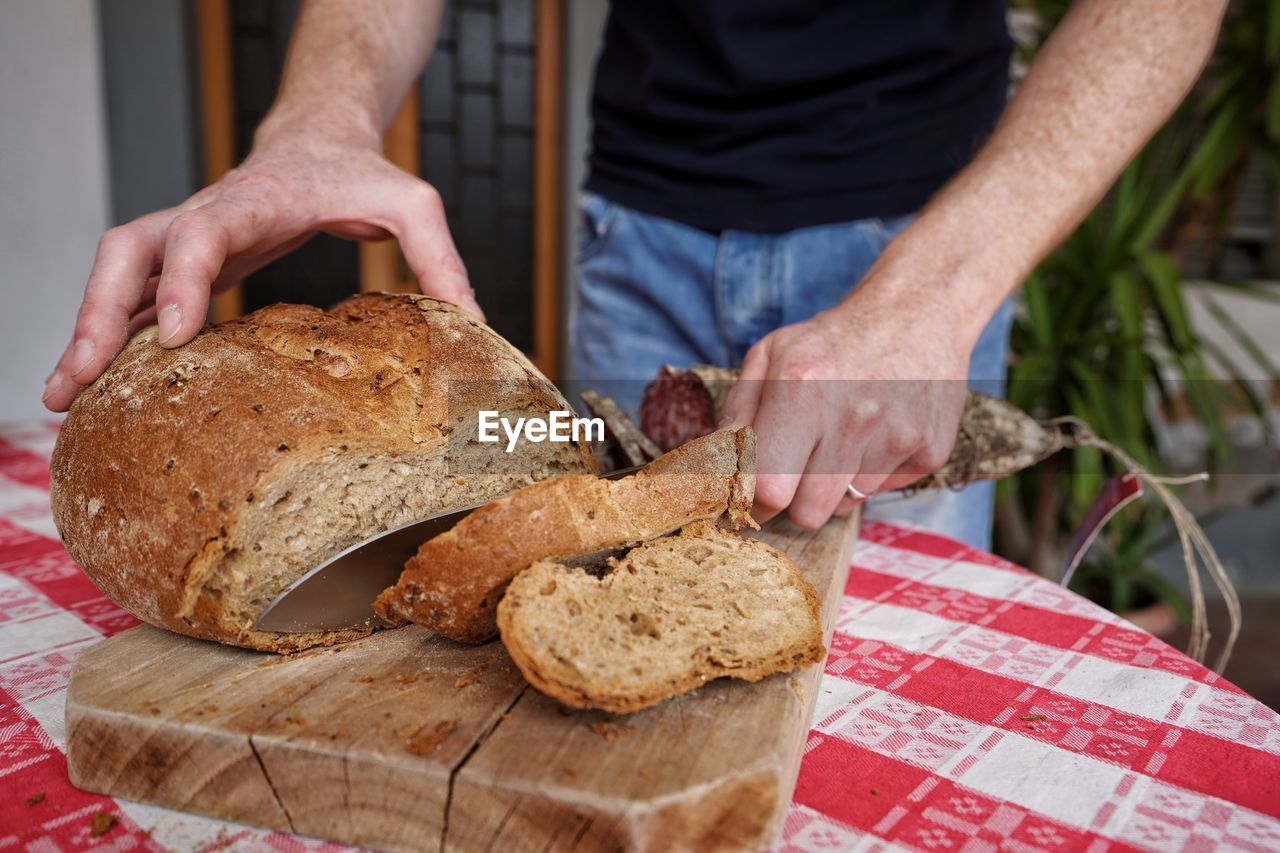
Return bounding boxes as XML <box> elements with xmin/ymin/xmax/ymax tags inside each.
<box><xmin>43</xmin><ymin>128</ymin><xmax>477</xmax><ymax>413</ymax></box>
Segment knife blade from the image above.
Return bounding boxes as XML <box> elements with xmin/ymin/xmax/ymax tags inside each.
<box><xmin>252</xmin><ymin>466</ymin><xmax>641</xmax><ymax>633</ymax></box>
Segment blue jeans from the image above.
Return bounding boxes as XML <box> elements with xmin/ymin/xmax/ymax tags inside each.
<box><xmin>569</xmin><ymin>192</ymin><xmax>1013</xmax><ymax>550</ymax></box>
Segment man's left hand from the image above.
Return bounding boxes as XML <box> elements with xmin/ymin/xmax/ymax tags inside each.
<box><xmin>718</xmin><ymin>288</ymin><xmax>970</xmax><ymax>529</ymax></box>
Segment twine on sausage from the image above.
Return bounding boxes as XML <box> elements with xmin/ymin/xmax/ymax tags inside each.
<box><xmin>1044</xmin><ymin>416</ymin><xmax>1241</xmax><ymax>673</ymax></box>
<box><xmin>856</xmin><ymin>404</ymin><xmax>1237</xmax><ymax>673</ymax></box>
<box><xmin>861</xmin><ymin>406</ymin><xmax>1238</xmax><ymax>673</ymax></box>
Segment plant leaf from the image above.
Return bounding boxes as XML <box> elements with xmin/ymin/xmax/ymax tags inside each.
<box><xmin>1139</xmin><ymin>252</ymin><xmax>1196</xmax><ymax>350</ymax></box>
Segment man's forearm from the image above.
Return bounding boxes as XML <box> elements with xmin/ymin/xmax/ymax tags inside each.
<box><xmin>254</xmin><ymin>0</ymin><xmax>446</xmax><ymax>151</ymax></box>
<box><xmin>851</xmin><ymin>0</ymin><xmax>1228</xmax><ymax>349</ymax></box>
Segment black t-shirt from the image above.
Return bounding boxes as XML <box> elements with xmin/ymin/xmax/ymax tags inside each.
<box><xmin>584</xmin><ymin>1</ymin><xmax>1011</xmax><ymax>233</ymax></box>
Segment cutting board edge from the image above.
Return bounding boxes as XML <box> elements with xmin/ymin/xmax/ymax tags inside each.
<box><xmin>444</xmin><ymin>760</ymin><xmax>789</xmax><ymax>851</ymax></box>
<box><xmin>64</xmin><ymin>687</ymin><xmax>294</xmax><ymax>830</ymax></box>
<box><xmin>66</xmin><ymin>689</ymin><xmax>460</xmax><ymax>852</ymax></box>
<box><xmin>763</xmin><ymin>509</ymin><xmax>858</xmax><ymax>846</ymax></box>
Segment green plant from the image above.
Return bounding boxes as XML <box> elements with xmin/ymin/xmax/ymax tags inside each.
<box><xmin>997</xmin><ymin>1</ymin><xmax>1280</xmax><ymax>619</ymax></box>
<box><xmin>1185</xmin><ymin>0</ymin><xmax>1280</xmax><ymax>217</ymax></box>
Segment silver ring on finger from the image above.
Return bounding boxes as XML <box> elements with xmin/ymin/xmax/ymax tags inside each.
<box><xmin>847</xmin><ymin>483</ymin><xmax>872</xmax><ymax>501</ymax></box>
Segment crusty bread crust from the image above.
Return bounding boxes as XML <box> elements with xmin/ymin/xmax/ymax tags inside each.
<box><xmin>50</xmin><ymin>293</ymin><xmax>594</xmax><ymax>652</ymax></box>
<box><xmin>375</xmin><ymin>428</ymin><xmax>756</xmax><ymax>643</ymax></box>
<box><xmin>497</xmin><ymin>521</ymin><xmax>824</xmax><ymax>714</ymax></box>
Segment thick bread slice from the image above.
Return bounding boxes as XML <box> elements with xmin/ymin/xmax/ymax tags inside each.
<box><xmin>375</xmin><ymin>427</ymin><xmax>756</xmax><ymax>644</ymax></box>
<box><xmin>497</xmin><ymin>521</ymin><xmax>824</xmax><ymax>713</ymax></box>
<box><xmin>50</xmin><ymin>293</ymin><xmax>595</xmax><ymax>652</ymax></box>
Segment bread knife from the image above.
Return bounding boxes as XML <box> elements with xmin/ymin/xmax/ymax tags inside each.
<box><xmin>253</xmin><ymin>466</ymin><xmax>641</xmax><ymax>634</ymax></box>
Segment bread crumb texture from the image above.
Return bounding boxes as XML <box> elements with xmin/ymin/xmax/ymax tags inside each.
<box><xmin>498</xmin><ymin>521</ymin><xmax>824</xmax><ymax>713</ymax></box>
<box><xmin>49</xmin><ymin>294</ymin><xmax>594</xmax><ymax>652</ymax></box>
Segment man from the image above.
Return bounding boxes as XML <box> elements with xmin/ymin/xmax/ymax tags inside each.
<box><xmin>43</xmin><ymin>0</ymin><xmax>1227</xmax><ymax>550</ymax></box>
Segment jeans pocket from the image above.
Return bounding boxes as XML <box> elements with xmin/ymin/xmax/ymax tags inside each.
<box><xmin>873</xmin><ymin>213</ymin><xmax>915</xmax><ymax>245</ymax></box>
<box><xmin>575</xmin><ymin>191</ymin><xmax>619</xmax><ymax>263</ymax></box>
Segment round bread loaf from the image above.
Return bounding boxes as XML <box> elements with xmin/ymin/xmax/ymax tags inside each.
<box><xmin>50</xmin><ymin>293</ymin><xmax>595</xmax><ymax>652</ymax></box>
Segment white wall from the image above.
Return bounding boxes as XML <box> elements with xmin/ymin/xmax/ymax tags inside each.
<box><xmin>0</xmin><ymin>2</ymin><xmax>112</xmax><ymax>421</ymax></box>
<box><xmin>1185</xmin><ymin>283</ymin><xmax>1280</xmax><ymax>381</ymax></box>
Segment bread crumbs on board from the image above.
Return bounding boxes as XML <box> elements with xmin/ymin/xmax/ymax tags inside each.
<box><xmin>454</xmin><ymin>663</ymin><xmax>488</xmax><ymax>688</ymax></box>
<box><xmin>589</xmin><ymin>720</ymin><xmax>635</xmax><ymax>741</ymax></box>
<box><xmin>90</xmin><ymin>813</ymin><xmax>117</xmax><ymax>837</ymax></box>
<box><xmin>25</xmin><ymin>791</ymin><xmax>44</xmax><ymax>806</ymax></box>
<box><xmin>407</xmin><ymin>720</ymin><xmax>457</xmax><ymax>755</ymax></box>
<box><xmin>395</xmin><ymin>721</ymin><xmax>423</xmax><ymax>739</ymax></box>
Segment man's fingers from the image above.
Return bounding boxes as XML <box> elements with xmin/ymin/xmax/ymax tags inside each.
<box><xmin>749</xmin><ymin>378</ymin><xmax>819</xmax><ymax>524</ymax></box>
<box><xmin>715</xmin><ymin>336</ymin><xmax>779</xmax><ymax>521</ymax></box>
<box><xmin>718</xmin><ymin>337</ymin><xmax>770</xmax><ymax>428</ymax></box>
<box><xmin>877</xmin><ymin>427</ymin><xmax>956</xmax><ymax>492</ymax></box>
<box><xmin>44</xmin><ymin>215</ymin><xmax>174</xmax><ymax>411</ymax></box>
<box><xmin>832</xmin><ymin>494</ymin><xmax>860</xmax><ymax>516</ymax></box>
<box><xmin>789</xmin><ymin>471</ymin><xmax>857</xmax><ymax>530</ymax></box>
<box><xmin>47</xmin><ymin>157</ymin><xmax>437</xmax><ymax>413</ymax></box>
<box><xmin>847</xmin><ymin>419</ymin><xmax>916</xmax><ymax>498</ymax></box>
<box><xmin>41</xmin><ymin>365</ymin><xmax>84</xmax><ymax>411</ymax></box>
<box><xmin>390</xmin><ymin>180</ymin><xmax>482</xmax><ymax>320</ymax></box>
<box><xmin>848</xmin><ymin>468</ymin><xmax>893</xmax><ymax>506</ymax></box>
<box><xmin>117</xmin><ymin>232</ymin><xmax>311</xmax><ymax>341</ymax></box>
<box><xmin>49</xmin><ymin>196</ymin><xmax>319</xmax><ymax>412</ymax></box>
<box><xmin>128</xmin><ymin>304</ymin><xmax>160</xmax><ymax>337</ymax></box>
<box><xmin>137</xmin><ymin>275</ymin><xmax>160</xmax><ymax>311</ymax></box>
<box><xmin>154</xmin><ymin>199</ymin><xmax>287</xmax><ymax>348</ymax></box>
<box><xmin>72</xmin><ymin>220</ymin><xmax>166</xmax><ymax>379</ymax></box>
<box><xmin>751</xmin><ymin>473</ymin><xmax>801</xmax><ymax>525</ymax></box>
<box><xmin>153</xmin><ymin>212</ymin><xmax>229</xmax><ymax>347</ymax></box>
<box><xmin>790</xmin><ymin>428</ymin><xmax>871</xmax><ymax>529</ymax></box>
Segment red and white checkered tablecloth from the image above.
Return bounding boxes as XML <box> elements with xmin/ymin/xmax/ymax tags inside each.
<box><xmin>2</xmin><ymin>420</ymin><xmax>1278</xmax><ymax>852</ymax></box>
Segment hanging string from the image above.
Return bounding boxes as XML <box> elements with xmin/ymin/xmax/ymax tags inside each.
<box><xmin>1044</xmin><ymin>416</ymin><xmax>1241</xmax><ymax>673</ymax></box>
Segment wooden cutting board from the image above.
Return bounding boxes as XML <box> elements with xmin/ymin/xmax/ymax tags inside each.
<box><xmin>65</xmin><ymin>514</ymin><xmax>857</xmax><ymax>852</ymax></box>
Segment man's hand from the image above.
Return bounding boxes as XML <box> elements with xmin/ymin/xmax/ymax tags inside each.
<box><xmin>719</xmin><ymin>286</ymin><xmax>969</xmax><ymax>529</ymax></box>
<box><xmin>42</xmin><ymin>135</ymin><xmax>477</xmax><ymax>412</ymax></box>
<box><xmin>43</xmin><ymin>0</ymin><xmax>457</xmax><ymax>412</ymax></box>
<box><xmin>718</xmin><ymin>0</ymin><xmax>1229</xmax><ymax>528</ymax></box>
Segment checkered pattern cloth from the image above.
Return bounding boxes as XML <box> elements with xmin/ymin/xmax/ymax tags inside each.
<box><xmin>2</xmin><ymin>421</ymin><xmax>1278</xmax><ymax>852</ymax></box>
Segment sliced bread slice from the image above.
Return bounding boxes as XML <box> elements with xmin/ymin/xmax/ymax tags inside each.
<box><xmin>375</xmin><ymin>427</ymin><xmax>756</xmax><ymax>644</ymax></box>
<box><xmin>497</xmin><ymin>521</ymin><xmax>824</xmax><ymax>713</ymax></box>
